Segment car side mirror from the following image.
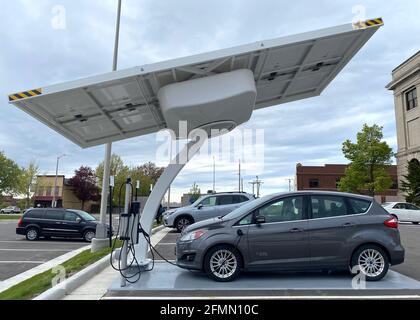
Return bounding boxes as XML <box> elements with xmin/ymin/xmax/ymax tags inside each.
<box><xmin>255</xmin><ymin>215</ymin><xmax>266</xmax><ymax>225</ymax></box>
<box><xmin>76</xmin><ymin>217</ymin><xmax>82</xmax><ymax>223</ymax></box>
<box><xmin>197</xmin><ymin>204</ymin><xmax>203</xmax><ymax>210</ymax></box>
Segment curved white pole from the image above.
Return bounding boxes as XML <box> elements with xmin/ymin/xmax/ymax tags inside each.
<box><xmin>134</xmin><ymin>135</ymin><xmax>206</xmax><ymax>265</ymax></box>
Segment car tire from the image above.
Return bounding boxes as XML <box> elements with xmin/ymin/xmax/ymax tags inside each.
<box><xmin>83</xmin><ymin>230</ymin><xmax>95</xmax><ymax>242</ymax></box>
<box><xmin>204</xmin><ymin>245</ymin><xmax>242</xmax><ymax>282</ymax></box>
<box><xmin>26</xmin><ymin>228</ymin><xmax>40</xmax><ymax>241</ymax></box>
<box><xmin>350</xmin><ymin>244</ymin><xmax>389</xmax><ymax>281</ymax></box>
<box><xmin>412</xmin><ymin>222</ymin><xmax>419</xmax><ymax>225</ymax></box>
<box><xmin>391</xmin><ymin>214</ymin><xmax>398</xmax><ymax>220</ymax></box>
<box><xmin>175</xmin><ymin>216</ymin><xmax>193</xmax><ymax>233</ymax></box>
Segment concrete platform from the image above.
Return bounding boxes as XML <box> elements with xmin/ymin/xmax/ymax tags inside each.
<box><xmin>105</xmin><ymin>262</ymin><xmax>420</xmax><ymax>299</ymax></box>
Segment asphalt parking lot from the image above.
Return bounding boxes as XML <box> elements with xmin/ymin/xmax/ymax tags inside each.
<box><xmin>0</xmin><ymin>218</ymin><xmax>419</xmax><ymax>286</ymax></box>
<box><xmin>0</xmin><ymin>220</ymin><xmax>87</xmax><ymax>281</ymax></box>
<box><xmin>0</xmin><ymin>214</ymin><xmax>120</xmax><ymax>281</ymax></box>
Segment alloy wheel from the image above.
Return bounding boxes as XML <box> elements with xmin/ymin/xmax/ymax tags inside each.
<box><xmin>177</xmin><ymin>218</ymin><xmax>191</xmax><ymax>231</ymax></box>
<box><xmin>26</xmin><ymin>229</ymin><xmax>38</xmax><ymax>241</ymax></box>
<box><xmin>209</xmin><ymin>249</ymin><xmax>238</xmax><ymax>279</ymax></box>
<box><xmin>357</xmin><ymin>248</ymin><xmax>385</xmax><ymax>278</ymax></box>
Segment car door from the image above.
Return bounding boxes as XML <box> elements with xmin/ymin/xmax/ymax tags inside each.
<box><xmin>43</xmin><ymin>210</ymin><xmax>65</xmax><ymax>236</ymax></box>
<box><xmin>196</xmin><ymin>196</ymin><xmax>219</xmax><ymax>221</ymax></box>
<box><xmin>216</xmin><ymin>195</ymin><xmax>238</xmax><ymax>216</ymax></box>
<box><xmin>61</xmin><ymin>211</ymin><xmax>84</xmax><ymax>237</ymax></box>
<box><xmin>406</xmin><ymin>204</ymin><xmax>420</xmax><ymax>222</ymax></box>
<box><xmin>307</xmin><ymin>195</ymin><xmax>369</xmax><ymax>268</ymax></box>
<box><xmin>392</xmin><ymin>203</ymin><xmax>409</xmax><ymax>221</ymax></box>
<box><xmin>246</xmin><ymin>195</ymin><xmax>310</xmax><ymax>270</ymax></box>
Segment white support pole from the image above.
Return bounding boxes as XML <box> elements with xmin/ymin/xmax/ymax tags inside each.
<box><xmin>134</xmin><ymin>136</ymin><xmax>205</xmax><ymax>266</ymax></box>
<box><xmin>92</xmin><ymin>0</ymin><xmax>122</xmax><ymax>249</ymax></box>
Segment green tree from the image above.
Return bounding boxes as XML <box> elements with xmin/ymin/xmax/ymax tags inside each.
<box><xmin>189</xmin><ymin>182</ymin><xmax>201</xmax><ymax>202</ymax></box>
<box><xmin>69</xmin><ymin>166</ymin><xmax>100</xmax><ymax>211</ymax></box>
<box><xmin>19</xmin><ymin>161</ymin><xmax>39</xmax><ymax>208</ymax></box>
<box><xmin>400</xmin><ymin>159</ymin><xmax>420</xmax><ymax>206</ymax></box>
<box><xmin>338</xmin><ymin>124</ymin><xmax>394</xmax><ymax>196</ymax></box>
<box><xmin>0</xmin><ymin>151</ymin><xmax>23</xmax><ymax>196</ymax></box>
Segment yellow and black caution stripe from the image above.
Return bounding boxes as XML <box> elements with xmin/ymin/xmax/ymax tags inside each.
<box><xmin>353</xmin><ymin>17</ymin><xmax>384</xmax><ymax>30</ymax></box>
<box><xmin>8</xmin><ymin>88</ymin><xmax>43</xmax><ymax>102</ymax></box>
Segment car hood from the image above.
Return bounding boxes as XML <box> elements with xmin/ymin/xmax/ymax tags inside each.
<box><xmin>183</xmin><ymin>217</ymin><xmax>224</xmax><ymax>233</ymax></box>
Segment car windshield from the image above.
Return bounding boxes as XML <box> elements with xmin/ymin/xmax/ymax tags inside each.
<box><xmin>221</xmin><ymin>195</ymin><xmax>273</xmax><ymax>221</ymax></box>
<box><xmin>69</xmin><ymin>210</ymin><xmax>96</xmax><ymax>221</ymax></box>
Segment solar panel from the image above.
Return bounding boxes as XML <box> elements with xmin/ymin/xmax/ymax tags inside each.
<box><xmin>8</xmin><ymin>19</ymin><xmax>383</xmax><ymax>148</ymax></box>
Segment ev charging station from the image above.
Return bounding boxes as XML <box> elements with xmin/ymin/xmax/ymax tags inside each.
<box><xmin>12</xmin><ymin>18</ymin><xmax>419</xmax><ymax>297</ymax></box>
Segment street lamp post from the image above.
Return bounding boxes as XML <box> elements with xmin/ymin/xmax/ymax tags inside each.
<box><xmin>93</xmin><ymin>0</ymin><xmax>123</xmax><ymax>251</ymax></box>
<box><xmin>52</xmin><ymin>154</ymin><xmax>66</xmax><ymax>208</ymax></box>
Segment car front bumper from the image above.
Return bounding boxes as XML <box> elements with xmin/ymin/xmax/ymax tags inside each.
<box><xmin>175</xmin><ymin>239</ymin><xmax>203</xmax><ymax>270</ymax></box>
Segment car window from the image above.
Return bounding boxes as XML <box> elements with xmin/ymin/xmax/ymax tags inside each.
<box><xmin>394</xmin><ymin>203</ymin><xmax>405</xmax><ymax>209</ymax></box>
<box><xmin>217</xmin><ymin>195</ymin><xmax>235</xmax><ymax>205</ymax></box>
<box><xmin>348</xmin><ymin>198</ymin><xmax>371</xmax><ymax>214</ymax></box>
<box><xmin>25</xmin><ymin>210</ymin><xmax>44</xmax><ymax>219</ymax></box>
<box><xmin>200</xmin><ymin>196</ymin><xmax>217</xmax><ymax>207</ymax></box>
<box><xmin>234</xmin><ymin>195</ymin><xmax>250</xmax><ymax>204</ymax></box>
<box><xmin>64</xmin><ymin>212</ymin><xmax>78</xmax><ymax>222</ymax></box>
<box><xmin>406</xmin><ymin>204</ymin><xmax>420</xmax><ymax>210</ymax></box>
<box><xmin>238</xmin><ymin>213</ymin><xmax>253</xmax><ymax>225</ymax></box>
<box><xmin>311</xmin><ymin>195</ymin><xmax>349</xmax><ymax>218</ymax></box>
<box><xmin>257</xmin><ymin>196</ymin><xmax>304</xmax><ymax>223</ymax></box>
<box><xmin>44</xmin><ymin>210</ymin><xmax>64</xmax><ymax>220</ymax></box>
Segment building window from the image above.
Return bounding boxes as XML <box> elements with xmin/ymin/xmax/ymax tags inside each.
<box><xmin>406</xmin><ymin>87</ymin><xmax>417</xmax><ymax>111</ymax></box>
<box><xmin>46</xmin><ymin>187</ymin><xmax>52</xmax><ymax>196</ymax></box>
<box><xmin>309</xmin><ymin>179</ymin><xmax>320</xmax><ymax>188</ymax></box>
<box><xmin>37</xmin><ymin>187</ymin><xmax>44</xmax><ymax>196</ymax></box>
<box><xmin>391</xmin><ymin>180</ymin><xmax>398</xmax><ymax>190</ymax></box>
<box><xmin>335</xmin><ymin>177</ymin><xmax>341</xmax><ymax>189</ymax></box>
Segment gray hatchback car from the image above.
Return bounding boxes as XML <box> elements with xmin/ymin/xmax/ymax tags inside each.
<box><xmin>176</xmin><ymin>191</ymin><xmax>405</xmax><ymax>282</ymax></box>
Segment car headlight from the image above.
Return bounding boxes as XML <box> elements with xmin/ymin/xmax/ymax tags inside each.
<box><xmin>180</xmin><ymin>229</ymin><xmax>207</xmax><ymax>242</ymax></box>
<box><xmin>164</xmin><ymin>209</ymin><xmax>176</xmax><ymax>216</ymax></box>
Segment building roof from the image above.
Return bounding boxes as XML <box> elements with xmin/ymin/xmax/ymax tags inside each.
<box><xmin>392</xmin><ymin>50</ymin><xmax>420</xmax><ymax>73</ymax></box>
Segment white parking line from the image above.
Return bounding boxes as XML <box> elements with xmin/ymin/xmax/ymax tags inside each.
<box><xmin>0</xmin><ymin>261</ymin><xmax>45</xmax><ymax>264</ymax></box>
<box><xmin>0</xmin><ymin>240</ymin><xmax>84</xmax><ymax>245</ymax></box>
<box><xmin>0</xmin><ymin>249</ymin><xmax>71</xmax><ymax>252</ymax></box>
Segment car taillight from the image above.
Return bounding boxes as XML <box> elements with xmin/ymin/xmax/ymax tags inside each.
<box><xmin>17</xmin><ymin>217</ymin><xmax>23</xmax><ymax>227</ymax></box>
<box><xmin>384</xmin><ymin>217</ymin><xmax>398</xmax><ymax>228</ymax></box>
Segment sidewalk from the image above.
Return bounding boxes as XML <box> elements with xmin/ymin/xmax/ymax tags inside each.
<box><xmin>63</xmin><ymin>227</ymin><xmax>170</xmax><ymax>300</ymax></box>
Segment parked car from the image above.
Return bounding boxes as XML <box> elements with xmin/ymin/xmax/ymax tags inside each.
<box><xmin>382</xmin><ymin>202</ymin><xmax>420</xmax><ymax>224</ymax></box>
<box><xmin>176</xmin><ymin>191</ymin><xmax>404</xmax><ymax>282</ymax></box>
<box><xmin>1</xmin><ymin>206</ymin><xmax>21</xmax><ymax>214</ymax></box>
<box><xmin>16</xmin><ymin>208</ymin><xmax>111</xmax><ymax>242</ymax></box>
<box><xmin>164</xmin><ymin>192</ymin><xmax>255</xmax><ymax>232</ymax></box>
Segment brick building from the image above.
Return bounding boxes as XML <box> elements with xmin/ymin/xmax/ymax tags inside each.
<box><xmin>295</xmin><ymin>163</ymin><xmax>399</xmax><ymax>203</ymax></box>
<box><xmin>33</xmin><ymin>175</ymin><xmax>100</xmax><ymax>213</ymax></box>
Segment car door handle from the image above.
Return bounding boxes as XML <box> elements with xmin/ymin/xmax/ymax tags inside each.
<box><xmin>289</xmin><ymin>228</ymin><xmax>304</xmax><ymax>233</ymax></box>
<box><xmin>342</xmin><ymin>222</ymin><xmax>355</xmax><ymax>228</ymax></box>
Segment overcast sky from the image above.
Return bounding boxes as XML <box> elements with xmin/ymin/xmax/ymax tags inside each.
<box><xmin>1</xmin><ymin>0</ymin><xmax>419</xmax><ymax>201</ymax></box>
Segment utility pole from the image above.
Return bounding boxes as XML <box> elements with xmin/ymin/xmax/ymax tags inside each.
<box><xmin>238</xmin><ymin>159</ymin><xmax>241</xmax><ymax>192</ymax></box>
<box><xmin>286</xmin><ymin>178</ymin><xmax>294</xmax><ymax>191</ymax></box>
<box><xmin>212</xmin><ymin>156</ymin><xmax>216</xmax><ymax>193</ymax></box>
<box><xmin>94</xmin><ymin>0</ymin><xmax>123</xmax><ymax>249</ymax></box>
<box><xmin>52</xmin><ymin>154</ymin><xmax>66</xmax><ymax>208</ymax></box>
<box><xmin>249</xmin><ymin>176</ymin><xmax>263</xmax><ymax>198</ymax></box>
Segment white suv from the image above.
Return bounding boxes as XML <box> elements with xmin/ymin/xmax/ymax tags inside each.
<box><xmin>164</xmin><ymin>192</ymin><xmax>255</xmax><ymax>232</ymax></box>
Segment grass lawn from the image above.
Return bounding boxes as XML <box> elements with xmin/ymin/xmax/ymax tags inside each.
<box><xmin>0</xmin><ymin>214</ymin><xmax>22</xmax><ymax>220</ymax></box>
<box><xmin>0</xmin><ymin>240</ymin><xmax>122</xmax><ymax>300</ymax></box>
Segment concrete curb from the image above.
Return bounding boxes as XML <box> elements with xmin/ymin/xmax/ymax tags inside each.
<box><xmin>34</xmin><ymin>225</ymin><xmax>166</xmax><ymax>300</ymax></box>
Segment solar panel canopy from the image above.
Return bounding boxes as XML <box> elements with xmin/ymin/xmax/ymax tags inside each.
<box><xmin>9</xmin><ymin>19</ymin><xmax>383</xmax><ymax>148</ymax></box>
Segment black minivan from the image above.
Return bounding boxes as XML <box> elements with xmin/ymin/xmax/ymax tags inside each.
<box><xmin>16</xmin><ymin>208</ymin><xmax>106</xmax><ymax>242</ymax></box>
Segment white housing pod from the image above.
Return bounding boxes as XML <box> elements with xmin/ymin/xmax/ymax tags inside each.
<box><xmin>157</xmin><ymin>69</ymin><xmax>257</xmax><ymax>138</ymax></box>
